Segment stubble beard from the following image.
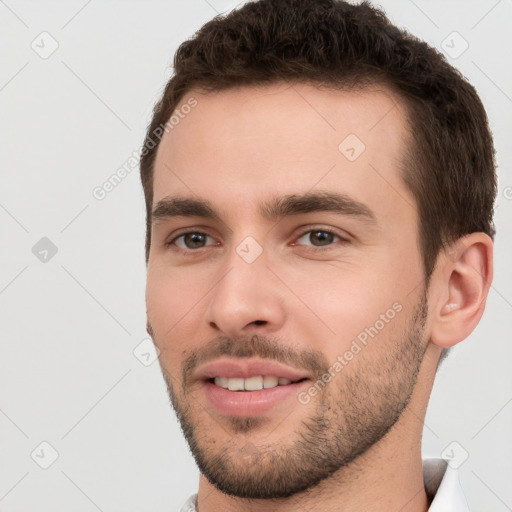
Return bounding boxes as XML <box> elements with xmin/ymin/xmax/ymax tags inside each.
<box><xmin>159</xmin><ymin>294</ymin><xmax>428</xmax><ymax>499</ymax></box>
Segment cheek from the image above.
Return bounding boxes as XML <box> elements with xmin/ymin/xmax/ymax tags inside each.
<box><xmin>281</xmin><ymin>259</ymin><xmax>410</xmax><ymax>353</ymax></box>
<box><xmin>145</xmin><ymin>266</ymin><xmax>205</xmax><ymax>354</ymax></box>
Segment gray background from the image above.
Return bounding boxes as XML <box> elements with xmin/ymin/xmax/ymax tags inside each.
<box><xmin>1</xmin><ymin>0</ymin><xmax>511</xmax><ymax>510</ymax></box>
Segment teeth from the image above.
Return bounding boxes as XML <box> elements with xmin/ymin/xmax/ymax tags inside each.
<box><xmin>263</xmin><ymin>376</ymin><xmax>278</xmax><ymax>388</ymax></box>
<box><xmin>227</xmin><ymin>378</ymin><xmax>244</xmax><ymax>391</ymax></box>
<box><xmin>244</xmin><ymin>376</ymin><xmax>263</xmax><ymax>390</ymax></box>
<box><xmin>213</xmin><ymin>376</ymin><xmax>299</xmax><ymax>391</ymax></box>
<box><xmin>214</xmin><ymin>377</ymin><xmax>229</xmax><ymax>388</ymax></box>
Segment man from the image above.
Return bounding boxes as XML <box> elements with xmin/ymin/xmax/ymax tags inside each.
<box><xmin>140</xmin><ymin>0</ymin><xmax>496</xmax><ymax>510</ymax></box>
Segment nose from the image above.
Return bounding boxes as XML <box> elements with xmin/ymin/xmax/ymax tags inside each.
<box><xmin>205</xmin><ymin>245</ymin><xmax>286</xmax><ymax>338</ymax></box>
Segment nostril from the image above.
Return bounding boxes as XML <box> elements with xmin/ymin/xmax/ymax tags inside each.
<box><xmin>253</xmin><ymin>320</ymin><xmax>266</xmax><ymax>326</ymax></box>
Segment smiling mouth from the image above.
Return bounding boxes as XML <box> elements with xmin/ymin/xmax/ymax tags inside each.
<box><xmin>208</xmin><ymin>376</ymin><xmax>308</xmax><ymax>391</ymax></box>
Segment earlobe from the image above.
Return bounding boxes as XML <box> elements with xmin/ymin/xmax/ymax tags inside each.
<box><xmin>430</xmin><ymin>233</ymin><xmax>493</xmax><ymax>348</ymax></box>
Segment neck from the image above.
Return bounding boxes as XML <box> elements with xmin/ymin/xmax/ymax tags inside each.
<box><xmin>195</xmin><ymin>344</ymin><xmax>441</xmax><ymax>512</ymax></box>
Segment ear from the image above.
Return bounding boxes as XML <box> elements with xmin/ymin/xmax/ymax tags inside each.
<box><xmin>429</xmin><ymin>233</ymin><xmax>493</xmax><ymax>348</ymax></box>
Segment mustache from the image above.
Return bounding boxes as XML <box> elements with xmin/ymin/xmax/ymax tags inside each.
<box><xmin>180</xmin><ymin>334</ymin><xmax>331</xmax><ymax>391</ymax></box>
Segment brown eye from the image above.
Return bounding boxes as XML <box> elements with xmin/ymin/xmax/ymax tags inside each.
<box><xmin>170</xmin><ymin>232</ymin><xmax>215</xmax><ymax>250</ymax></box>
<box><xmin>295</xmin><ymin>229</ymin><xmax>343</xmax><ymax>248</ymax></box>
<box><xmin>309</xmin><ymin>231</ymin><xmax>335</xmax><ymax>246</ymax></box>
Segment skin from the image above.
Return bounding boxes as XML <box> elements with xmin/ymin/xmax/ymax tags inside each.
<box><xmin>145</xmin><ymin>83</ymin><xmax>493</xmax><ymax>512</ymax></box>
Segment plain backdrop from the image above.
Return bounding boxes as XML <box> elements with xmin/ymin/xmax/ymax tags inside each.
<box><xmin>1</xmin><ymin>1</ymin><xmax>511</xmax><ymax>511</ymax></box>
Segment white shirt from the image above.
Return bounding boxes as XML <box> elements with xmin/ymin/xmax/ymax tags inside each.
<box><xmin>179</xmin><ymin>458</ymin><xmax>469</xmax><ymax>511</ymax></box>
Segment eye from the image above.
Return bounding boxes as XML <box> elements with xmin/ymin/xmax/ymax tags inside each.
<box><xmin>167</xmin><ymin>231</ymin><xmax>217</xmax><ymax>251</ymax></box>
<box><xmin>293</xmin><ymin>228</ymin><xmax>348</xmax><ymax>249</ymax></box>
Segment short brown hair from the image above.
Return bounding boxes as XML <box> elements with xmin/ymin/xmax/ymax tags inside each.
<box><xmin>140</xmin><ymin>0</ymin><xmax>496</xmax><ymax>279</ymax></box>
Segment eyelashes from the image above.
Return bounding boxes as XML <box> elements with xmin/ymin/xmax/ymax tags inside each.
<box><xmin>165</xmin><ymin>227</ymin><xmax>350</xmax><ymax>254</ymax></box>
<box><xmin>293</xmin><ymin>228</ymin><xmax>347</xmax><ymax>249</ymax></box>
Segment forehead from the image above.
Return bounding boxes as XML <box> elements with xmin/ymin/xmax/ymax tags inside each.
<box><xmin>152</xmin><ymin>82</ymin><xmax>415</xmax><ymax>223</ymax></box>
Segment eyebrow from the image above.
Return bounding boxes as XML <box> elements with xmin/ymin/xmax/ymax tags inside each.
<box><xmin>151</xmin><ymin>191</ymin><xmax>377</xmax><ymax>225</ymax></box>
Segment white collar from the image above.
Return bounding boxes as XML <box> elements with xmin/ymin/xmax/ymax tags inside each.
<box><xmin>180</xmin><ymin>458</ymin><xmax>469</xmax><ymax>511</ymax></box>
<box><xmin>424</xmin><ymin>458</ymin><xmax>470</xmax><ymax>511</ymax></box>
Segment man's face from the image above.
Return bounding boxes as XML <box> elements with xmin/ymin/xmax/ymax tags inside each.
<box><xmin>146</xmin><ymin>83</ymin><xmax>430</xmax><ymax>498</ymax></box>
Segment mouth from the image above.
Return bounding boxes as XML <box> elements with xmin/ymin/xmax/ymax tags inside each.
<box><xmin>195</xmin><ymin>359</ymin><xmax>312</xmax><ymax>417</ymax></box>
<box><xmin>208</xmin><ymin>375</ymin><xmax>308</xmax><ymax>391</ymax></box>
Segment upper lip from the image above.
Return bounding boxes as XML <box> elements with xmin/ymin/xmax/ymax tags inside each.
<box><xmin>195</xmin><ymin>358</ymin><xmax>311</xmax><ymax>382</ymax></box>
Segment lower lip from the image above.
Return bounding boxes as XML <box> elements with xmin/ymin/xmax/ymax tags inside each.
<box><xmin>202</xmin><ymin>380</ymin><xmax>309</xmax><ymax>417</ymax></box>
